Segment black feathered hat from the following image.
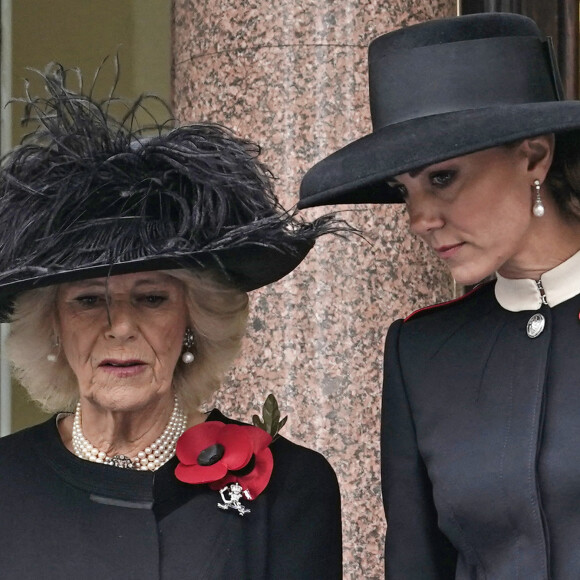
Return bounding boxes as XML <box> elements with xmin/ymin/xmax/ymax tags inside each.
<box><xmin>0</xmin><ymin>64</ymin><xmax>341</xmax><ymax>321</ymax></box>
<box><xmin>298</xmin><ymin>13</ymin><xmax>580</xmax><ymax>208</ymax></box>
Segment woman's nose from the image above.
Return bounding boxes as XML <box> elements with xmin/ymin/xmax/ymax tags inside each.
<box><xmin>104</xmin><ymin>302</ymin><xmax>137</xmax><ymax>341</ymax></box>
<box><xmin>407</xmin><ymin>198</ymin><xmax>444</xmax><ymax>237</ymax></box>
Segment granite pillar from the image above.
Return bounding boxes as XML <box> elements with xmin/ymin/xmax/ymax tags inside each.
<box><xmin>173</xmin><ymin>1</ymin><xmax>456</xmax><ymax>577</ymax></box>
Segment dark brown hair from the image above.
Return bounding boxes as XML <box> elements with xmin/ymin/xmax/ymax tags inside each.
<box><xmin>545</xmin><ymin>130</ymin><xmax>580</xmax><ymax>220</ymax></box>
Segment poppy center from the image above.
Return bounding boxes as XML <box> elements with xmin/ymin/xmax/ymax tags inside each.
<box><xmin>197</xmin><ymin>443</ymin><xmax>225</xmax><ymax>466</ymax></box>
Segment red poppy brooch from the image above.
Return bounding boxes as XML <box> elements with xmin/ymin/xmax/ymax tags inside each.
<box><xmin>175</xmin><ymin>394</ymin><xmax>287</xmax><ymax>516</ymax></box>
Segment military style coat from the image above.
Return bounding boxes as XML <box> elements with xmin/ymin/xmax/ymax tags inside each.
<box><xmin>382</xmin><ymin>251</ymin><xmax>580</xmax><ymax>579</ymax></box>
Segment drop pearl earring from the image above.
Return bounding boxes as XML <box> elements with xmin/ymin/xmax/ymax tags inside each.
<box><xmin>182</xmin><ymin>328</ymin><xmax>195</xmax><ymax>364</ymax></box>
<box><xmin>532</xmin><ymin>179</ymin><xmax>545</xmax><ymax>217</ymax></box>
<box><xmin>47</xmin><ymin>335</ymin><xmax>60</xmax><ymax>362</ymax></box>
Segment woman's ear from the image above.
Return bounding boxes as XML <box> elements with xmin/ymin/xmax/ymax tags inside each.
<box><xmin>520</xmin><ymin>133</ymin><xmax>555</xmax><ymax>179</ymax></box>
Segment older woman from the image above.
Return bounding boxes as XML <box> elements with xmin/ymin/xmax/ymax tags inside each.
<box><xmin>0</xmin><ymin>64</ymin><xmax>342</xmax><ymax>579</ymax></box>
<box><xmin>299</xmin><ymin>12</ymin><xmax>580</xmax><ymax>579</ymax></box>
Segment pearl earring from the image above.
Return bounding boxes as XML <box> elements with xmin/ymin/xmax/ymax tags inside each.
<box><xmin>47</xmin><ymin>335</ymin><xmax>60</xmax><ymax>363</ymax></box>
<box><xmin>182</xmin><ymin>328</ymin><xmax>195</xmax><ymax>364</ymax></box>
<box><xmin>532</xmin><ymin>179</ymin><xmax>545</xmax><ymax>217</ymax></box>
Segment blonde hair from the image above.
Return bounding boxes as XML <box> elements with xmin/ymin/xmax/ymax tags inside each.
<box><xmin>6</xmin><ymin>269</ymin><xmax>249</xmax><ymax>415</ymax></box>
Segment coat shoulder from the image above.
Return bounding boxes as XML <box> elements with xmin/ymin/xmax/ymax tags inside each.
<box><xmin>270</xmin><ymin>435</ymin><xmax>339</xmax><ymax>491</ymax></box>
<box><xmin>391</xmin><ymin>280</ymin><xmax>501</xmax><ymax>364</ymax></box>
<box><xmin>0</xmin><ymin>418</ymin><xmax>53</xmax><ymax>465</ymax></box>
<box><xmin>404</xmin><ymin>281</ymin><xmax>495</xmax><ymax>326</ymax></box>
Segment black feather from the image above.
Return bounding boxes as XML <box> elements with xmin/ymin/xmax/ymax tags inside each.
<box><xmin>0</xmin><ymin>62</ymin><xmax>352</xmax><ymax>296</ymax></box>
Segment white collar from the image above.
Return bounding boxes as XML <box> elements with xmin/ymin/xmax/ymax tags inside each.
<box><xmin>495</xmin><ymin>249</ymin><xmax>580</xmax><ymax>312</ymax></box>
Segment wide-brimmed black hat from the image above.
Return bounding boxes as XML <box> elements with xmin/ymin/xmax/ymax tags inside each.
<box><xmin>298</xmin><ymin>13</ymin><xmax>580</xmax><ymax>208</ymax></box>
<box><xmin>0</xmin><ymin>64</ymin><xmax>341</xmax><ymax>321</ymax></box>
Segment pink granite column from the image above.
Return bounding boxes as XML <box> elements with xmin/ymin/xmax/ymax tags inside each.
<box><xmin>173</xmin><ymin>1</ymin><xmax>456</xmax><ymax>577</ymax></box>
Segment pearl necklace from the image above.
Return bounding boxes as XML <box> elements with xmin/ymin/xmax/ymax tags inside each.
<box><xmin>72</xmin><ymin>397</ymin><xmax>187</xmax><ymax>471</ymax></box>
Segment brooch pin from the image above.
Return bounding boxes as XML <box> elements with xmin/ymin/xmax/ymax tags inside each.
<box><xmin>527</xmin><ymin>313</ymin><xmax>545</xmax><ymax>338</ymax></box>
<box><xmin>217</xmin><ymin>482</ymin><xmax>252</xmax><ymax>516</ymax></box>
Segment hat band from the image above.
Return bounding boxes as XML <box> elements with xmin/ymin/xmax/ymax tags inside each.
<box><xmin>369</xmin><ymin>35</ymin><xmax>563</xmax><ymax>129</ymax></box>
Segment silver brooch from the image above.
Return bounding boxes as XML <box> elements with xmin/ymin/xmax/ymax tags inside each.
<box><xmin>110</xmin><ymin>454</ymin><xmax>134</xmax><ymax>469</ymax></box>
<box><xmin>217</xmin><ymin>482</ymin><xmax>252</xmax><ymax>516</ymax></box>
<box><xmin>526</xmin><ymin>313</ymin><xmax>545</xmax><ymax>338</ymax></box>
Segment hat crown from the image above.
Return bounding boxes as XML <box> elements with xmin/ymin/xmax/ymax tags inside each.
<box><xmin>367</xmin><ymin>13</ymin><xmax>561</xmax><ymax>131</ymax></box>
<box><xmin>369</xmin><ymin>13</ymin><xmax>542</xmax><ymax>58</ymax></box>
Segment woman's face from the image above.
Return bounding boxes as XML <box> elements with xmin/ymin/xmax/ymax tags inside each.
<box><xmin>392</xmin><ymin>142</ymin><xmax>548</xmax><ymax>285</ymax></box>
<box><xmin>55</xmin><ymin>272</ymin><xmax>188</xmax><ymax>412</ymax></box>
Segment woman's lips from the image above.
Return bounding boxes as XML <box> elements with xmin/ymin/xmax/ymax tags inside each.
<box><xmin>434</xmin><ymin>242</ymin><xmax>465</xmax><ymax>259</ymax></box>
<box><xmin>98</xmin><ymin>359</ymin><xmax>147</xmax><ymax>377</ymax></box>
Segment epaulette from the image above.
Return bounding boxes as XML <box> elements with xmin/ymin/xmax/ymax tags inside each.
<box><xmin>404</xmin><ymin>280</ymin><xmax>493</xmax><ymax>323</ymax></box>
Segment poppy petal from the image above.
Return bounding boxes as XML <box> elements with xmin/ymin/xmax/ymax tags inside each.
<box><xmin>209</xmin><ymin>475</ymin><xmax>231</xmax><ymax>491</ymax></box>
<box><xmin>244</xmin><ymin>426</ymin><xmax>273</xmax><ymax>452</ymax></box>
<box><xmin>175</xmin><ymin>461</ymin><xmax>227</xmax><ymax>484</ymax></box>
<box><xmin>217</xmin><ymin>425</ymin><xmax>254</xmax><ymax>470</ymax></box>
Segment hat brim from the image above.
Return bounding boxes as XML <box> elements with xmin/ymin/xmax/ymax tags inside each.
<box><xmin>298</xmin><ymin>101</ymin><xmax>580</xmax><ymax>208</ymax></box>
<box><xmin>0</xmin><ymin>240</ymin><xmax>313</xmax><ymax>322</ymax></box>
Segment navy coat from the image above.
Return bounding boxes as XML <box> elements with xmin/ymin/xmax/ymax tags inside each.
<box><xmin>382</xmin><ymin>281</ymin><xmax>580</xmax><ymax>579</ymax></box>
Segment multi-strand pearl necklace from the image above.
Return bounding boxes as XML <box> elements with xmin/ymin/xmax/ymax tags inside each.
<box><xmin>72</xmin><ymin>397</ymin><xmax>187</xmax><ymax>471</ymax></box>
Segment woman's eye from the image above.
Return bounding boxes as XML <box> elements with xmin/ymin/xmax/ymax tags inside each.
<box><xmin>430</xmin><ymin>171</ymin><xmax>455</xmax><ymax>187</ymax></box>
<box><xmin>140</xmin><ymin>294</ymin><xmax>167</xmax><ymax>307</ymax></box>
<box><xmin>396</xmin><ymin>184</ymin><xmax>408</xmax><ymax>198</ymax></box>
<box><xmin>74</xmin><ymin>295</ymin><xmax>100</xmax><ymax>308</ymax></box>
<box><xmin>387</xmin><ymin>182</ymin><xmax>408</xmax><ymax>198</ymax></box>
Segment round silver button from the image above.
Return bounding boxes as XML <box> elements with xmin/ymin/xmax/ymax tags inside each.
<box><xmin>527</xmin><ymin>313</ymin><xmax>545</xmax><ymax>338</ymax></box>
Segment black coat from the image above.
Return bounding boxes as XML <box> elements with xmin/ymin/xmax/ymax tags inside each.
<box><xmin>382</xmin><ymin>281</ymin><xmax>580</xmax><ymax>579</ymax></box>
<box><xmin>0</xmin><ymin>409</ymin><xmax>342</xmax><ymax>579</ymax></box>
